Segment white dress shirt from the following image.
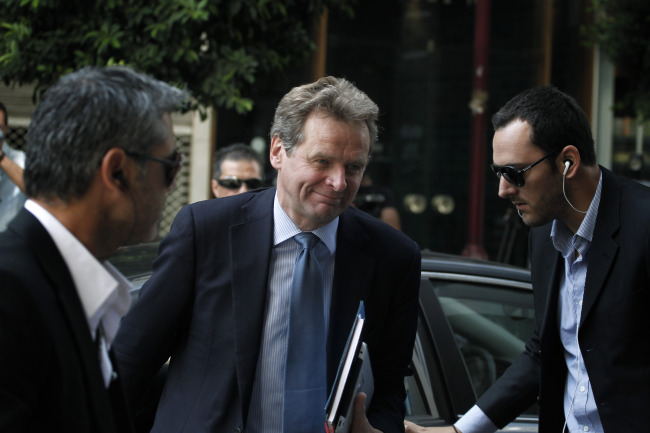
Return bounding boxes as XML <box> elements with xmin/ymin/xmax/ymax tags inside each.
<box><xmin>25</xmin><ymin>199</ymin><xmax>131</xmax><ymax>387</ymax></box>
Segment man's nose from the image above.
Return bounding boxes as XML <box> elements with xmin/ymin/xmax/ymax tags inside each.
<box><xmin>327</xmin><ymin>166</ymin><xmax>347</xmax><ymax>191</ymax></box>
<box><xmin>497</xmin><ymin>176</ymin><xmax>517</xmax><ymax>198</ymax></box>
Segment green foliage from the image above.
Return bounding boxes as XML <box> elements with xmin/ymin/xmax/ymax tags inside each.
<box><xmin>583</xmin><ymin>0</ymin><xmax>650</xmax><ymax>120</ymax></box>
<box><xmin>0</xmin><ymin>0</ymin><xmax>356</xmax><ymax>115</ymax></box>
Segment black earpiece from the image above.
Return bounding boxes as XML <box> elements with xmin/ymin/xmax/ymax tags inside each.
<box><xmin>563</xmin><ymin>161</ymin><xmax>571</xmax><ymax>176</ymax></box>
<box><xmin>114</xmin><ymin>171</ymin><xmax>128</xmax><ymax>188</ymax></box>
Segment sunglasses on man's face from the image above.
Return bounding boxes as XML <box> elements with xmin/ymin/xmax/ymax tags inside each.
<box><xmin>490</xmin><ymin>151</ymin><xmax>556</xmax><ymax>187</ymax></box>
<box><xmin>216</xmin><ymin>176</ymin><xmax>263</xmax><ymax>190</ymax></box>
<box><xmin>125</xmin><ymin>149</ymin><xmax>183</xmax><ymax>187</ymax></box>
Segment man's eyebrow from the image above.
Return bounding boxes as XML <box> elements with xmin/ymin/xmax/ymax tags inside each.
<box><xmin>307</xmin><ymin>150</ymin><xmax>368</xmax><ymax>165</ymax></box>
<box><xmin>308</xmin><ymin>151</ymin><xmax>329</xmax><ymax>160</ymax></box>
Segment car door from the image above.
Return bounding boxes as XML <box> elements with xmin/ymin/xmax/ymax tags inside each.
<box><xmin>405</xmin><ymin>266</ymin><xmax>539</xmax><ymax>432</ymax></box>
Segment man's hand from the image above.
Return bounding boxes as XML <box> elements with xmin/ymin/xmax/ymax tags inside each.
<box><xmin>351</xmin><ymin>393</ymin><xmax>383</xmax><ymax>433</ymax></box>
<box><xmin>403</xmin><ymin>420</ymin><xmax>458</xmax><ymax>433</ymax></box>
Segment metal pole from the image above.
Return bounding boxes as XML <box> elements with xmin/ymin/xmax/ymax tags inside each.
<box><xmin>462</xmin><ymin>0</ymin><xmax>490</xmax><ymax>259</ymax></box>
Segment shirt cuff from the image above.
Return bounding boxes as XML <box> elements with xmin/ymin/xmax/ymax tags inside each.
<box><xmin>455</xmin><ymin>405</ymin><xmax>498</xmax><ymax>433</ymax></box>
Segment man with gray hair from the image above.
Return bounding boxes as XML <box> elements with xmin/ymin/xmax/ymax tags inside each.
<box><xmin>0</xmin><ymin>66</ymin><xmax>186</xmax><ymax>432</ymax></box>
<box><xmin>115</xmin><ymin>76</ymin><xmax>421</xmax><ymax>433</ymax></box>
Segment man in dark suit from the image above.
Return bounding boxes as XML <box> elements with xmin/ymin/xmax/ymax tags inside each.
<box><xmin>114</xmin><ymin>76</ymin><xmax>421</xmax><ymax>433</ymax></box>
<box><xmin>406</xmin><ymin>86</ymin><xmax>650</xmax><ymax>433</ymax></box>
<box><xmin>0</xmin><ymin>66</ymin><xmax>187</xmax><ymax>432</ymax></box>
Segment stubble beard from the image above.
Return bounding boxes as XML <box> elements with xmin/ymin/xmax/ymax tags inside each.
<box><xmin>520</xmin><ymin>180</ymin><xmax>566</xmax><ymax>228</ymax></box>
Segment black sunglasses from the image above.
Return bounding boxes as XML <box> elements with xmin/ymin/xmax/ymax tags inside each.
<box><xmin>125</xmin><ymin>149</ymin><xmax>183</xmax><ymax>187</ymax></box>
<box><xmin>490</xmin><ymin>151</ymin><xmax>556</xmax><ymax>187</ymax></box>
<box><xmin>216</xmin><ymin>176</ymin><xmax>263</xmax><ymax>190</ymax></box>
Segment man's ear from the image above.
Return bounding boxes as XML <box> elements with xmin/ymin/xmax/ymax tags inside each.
<box><xmin>99</xmin><ymin>148</ymin><xmax>130</xmax><ymax>192</ymax></box>
<box><xmin>559</xmin><ymin>145</ymin><xmax>581</xmax><ymax>177</ymax></box>
<box><xmin>269</xmin><ymin>135</ymin><xmax>284</xmax><ymax>170</ymax></box>
<box><xmin>211</xmin><ymin>179</ymin><xmax>219</xmax><ymax>198</ymax></box>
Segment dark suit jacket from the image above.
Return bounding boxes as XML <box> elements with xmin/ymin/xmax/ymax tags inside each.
<box><xmin>114</xmin><ymin>187</ymin><xmax>421</xmax><ymax>433</ymax></box>
<box><xmin>475</xmin><ymin>167</ymin><xmax>650</xmax><ymax>432</ymax></box>
<box><xmin>0</xmin><ymin>209</ymin><xmax>133</xmax><ymax>432</ymax></box>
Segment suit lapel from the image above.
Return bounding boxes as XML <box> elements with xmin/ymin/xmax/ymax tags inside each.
<box><xmin>229</xmin><ymin>188</ymin><xmax>275</xmax><ymax>419</ymax></box>
<box><xmin>538</xmin><ymin>233</ymin><xmax>562</xmax><ymax>342</ymax></box>
<box><xmin>227</xmin><ymin>198</ymin><xmax>378</xmax><ymax>397</ymax></box>
<box><xmin>9</xmin><ymin>210</ymin><xmax>120</xmax><ymax>433</ymax></box>
<box><xmin>327</xmin><ymin>210</ymin><xmax>375</xmax><ymax>387</ymax></box>
<box><xmin>581</xmin><ymin>168</ymin><xmax>620</xmax><ymax>324</ymax></box>
<box><xmin>108</xmin><ymin>350</ymin><xmax>136</xmax><ymax>432</ymax></box>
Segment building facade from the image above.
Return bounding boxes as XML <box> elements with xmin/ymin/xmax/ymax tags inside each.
<box><xmin>3</xmin><ymin>0</ymin><xmax>647</xmax><ymax>265</ymax></box>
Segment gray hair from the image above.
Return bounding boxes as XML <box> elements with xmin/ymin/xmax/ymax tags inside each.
<box><xmin>212</xmin><ymin>142</ymin><xmax>263</xmax><ymax>180</ymax></box>
<box><xmin>24</xmin><ymin>66</ymin><xmax>188</xmax><ymax>201</ymax></box>
<box><xmin>270</xmin><ymin>76</ymin><xmax>379</xmax><ymax>155</ymax></box>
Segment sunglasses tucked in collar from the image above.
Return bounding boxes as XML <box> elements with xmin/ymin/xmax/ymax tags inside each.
<box><xmin>217</xmin><ymin>176</ymin><xmax>264</xmax><ymax>190</ymax></box>
<box><xmin>125</xmin><ymin>149</ymin><xmax>183</xmax><ymax>187</ymax></box>
<box><xmin>490</xmin><ymin>151</ymin><xmax>557</xmax><ymax>187</ymax></box>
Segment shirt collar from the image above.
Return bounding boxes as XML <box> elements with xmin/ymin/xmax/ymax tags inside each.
<box><xmin>550</xmin><ymin>169</ymin><xmax>603</xmax><ymax>258</ymax></box>
<box><xmin>24</xmin><ymin>200</ymin><xmax>131</xmax><ymax>339</ymax></box>
<box><xmin>273</xmin><ymin>193</ymin><xmax>338</xmax><ymax>254</ymax></box>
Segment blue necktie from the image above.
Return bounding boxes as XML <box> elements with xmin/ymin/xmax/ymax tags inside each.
<box><xmin>283</xmin><ymin>232</ymin><xmax>327</xmax><ymax>433</ymax></box>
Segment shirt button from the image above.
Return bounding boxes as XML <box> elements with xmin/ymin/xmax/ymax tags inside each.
<box><xmin>583</xmin><ymin>426</ymin><xmax>589</xmax><ymax>432</ymax></box>
<box><xmin>579</xmin><ymin>299</ymin><xmax>583</xmax><ymax>306</ymax></box>
<box><xmin>580</xmin><ymin>385</ymin><xmax>586</xmax><ymax>392</ymax></box>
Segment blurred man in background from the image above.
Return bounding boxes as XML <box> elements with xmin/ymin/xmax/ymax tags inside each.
<box><xmin>211</xmin><ymin>142</ymin><xmax>264</xmax><ymax>198</ymax></box>
<box><xmin>354</xmin><ymin>171</ymin><xmax>401</xmax><ymax>230</ymax></box>
<box><xmin>0</xmin><ymin>101</ymin><xmax>27</xmax><ymax>230</ymax></box>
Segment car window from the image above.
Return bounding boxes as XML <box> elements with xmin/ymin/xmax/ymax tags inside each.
<box><xmin>432</xmin><ymin>280</ymin><xmax>538</xmax><ymax>416</ymax></box>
